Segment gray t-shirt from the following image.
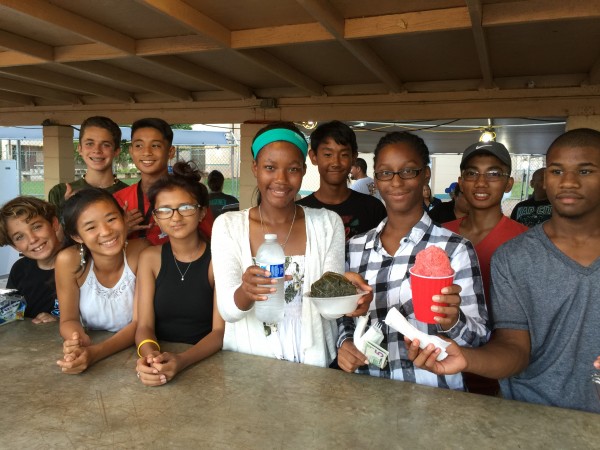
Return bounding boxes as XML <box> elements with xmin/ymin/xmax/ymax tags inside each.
<box><xmin>491</xmin><ymin>225</ymin><xmax>600</xmax><ymax>413</ymax></box>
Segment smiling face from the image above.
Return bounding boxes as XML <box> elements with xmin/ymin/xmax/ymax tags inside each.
<box><xmin>545</xmin><ymin>145</ymin><xmax>600</xmax><ymax>220</ymax></box>
<box><xmin>458</xmin><ymin>154</ymin><xmax>513</xmax><ymax>212</ymax></box>
<box><xmin>252</xmin><ymin>141</ymin><xmax>306</xmax><ymax>209</ymax></box>
<box><xmin>308</xmin><ymin>138</ymin><xmax>355</xmax><ymax>187</ymax></box>
<box><xmin>72</xmin><ymin>199</ymin><xmax>127</xmax><ymax>256</ymax></box>
<box><xmin>153</xmin><ymin>187</ymin><xmax>205</xmax><ymax>240</ymax></box>
<box><xmin>130</xmin><ymin>127</ymin><xmax>175</xmax><ymax>177</ymax></box>
<box><xmin>7</xmin><ymin>214</ymin><xmax>60</xmax><ymax>265</ymax></box>
<box><xmin>78</xmin><ymin>126</ymin><xmax>120</xmax><ymax>172</ymax></box>
<box><xmin>374</xmin><ymin>142</ymin><xmax>430</xmax><ymax>217</ymax></box>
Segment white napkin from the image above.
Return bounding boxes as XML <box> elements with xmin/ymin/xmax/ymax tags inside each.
<box><xmin>353</xmin><ymin>315</ymin><xmax>384</xmax><ymax>354</ymax></box>
<box><xmin>384</xmin><ymin>307</ymin><xmax>450</xmax><ymax>361</ymax></box>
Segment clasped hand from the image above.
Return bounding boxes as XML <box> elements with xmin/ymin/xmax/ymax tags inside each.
<box><xmin>136</xmin><ymin>351</ymin><xmax>180</xmax><ymax>386</ymax></box>
<box><xmin>56</xmin><ymin>331</ymin><xmax>93</xmax><ymax>374</ymax></box>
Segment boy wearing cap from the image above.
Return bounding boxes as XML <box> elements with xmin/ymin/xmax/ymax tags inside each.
<box><xmin>443</xmin><ymin>141</ymin><xmax>527</xmax><ymax>395</ymax></box>
<box><xmin>408</xmin><ymin>128</ymin><xmax>600</xmax><ymax>414</ymax></box>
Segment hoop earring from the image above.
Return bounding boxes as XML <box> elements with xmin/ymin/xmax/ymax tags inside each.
<box><xmin>79</xmin><ymin>243</ymin><xmax>86</xmax><ymax>267</ymax></box>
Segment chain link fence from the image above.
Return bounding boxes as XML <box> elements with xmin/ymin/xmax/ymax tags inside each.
<box><xmin>503</xmin><ymin>154</ymin><xmax>546</xmax><ymax>216</ymax></box>
<box><xmin>0</xmin><ymin>138</ymin><xmax>240</xmax><ymax>201</ymax></box>
<box><xmin>2</xmin><ymin>134</ymin><xmax>539</xmax><ymax>214</ymax></box>
<box><xmin>1</xmin><ymin>139</ymin><xmax>45</xmax><ymax>198</ymax></box>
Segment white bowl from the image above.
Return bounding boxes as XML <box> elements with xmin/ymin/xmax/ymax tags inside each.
<box><xmin>305</xmin><ymin>291</ymin><xmax>368</xmax><ymax>320</ymax></box>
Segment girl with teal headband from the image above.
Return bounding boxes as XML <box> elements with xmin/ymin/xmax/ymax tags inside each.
<box><xmin>212</xmin><ymin>122</ymin><xmax>371</xmax><ymax>367</ymax></box>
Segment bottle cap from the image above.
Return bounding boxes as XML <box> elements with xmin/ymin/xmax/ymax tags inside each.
<box><xmin>264</xmin><ymin>234</ymin><xmax>278</xmax><ymax>240</ymax></box>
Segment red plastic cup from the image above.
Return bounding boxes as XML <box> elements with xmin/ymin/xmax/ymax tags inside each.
<box><xmin>409</xmin><ymin>267</ymin><xmax>455</xmax><ymax>324</ymax></box>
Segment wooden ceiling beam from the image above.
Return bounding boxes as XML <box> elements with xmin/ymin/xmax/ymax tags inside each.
<box><xmin>64</xmin><ymin>61</ymin><xmax>192</xmax><ymax>101</ymax></box>
<box><xmin>3</xmin><ymin>2</ymin><xmax>595</xmax><ymax>68</ymax></box>
<box><xmin>137</xmin><ymin>0</ymin><xmax>323</xmax><ymax>96</ymax></box>
<box><xmin>466</xmin><ymin>0</ymin><xmax>494</xmax><ymax>89</ymax></box>
<box><xmin>0</xmin><ymin>89</ymin><xmax>34</xmax><ymax>105</ymax></box>
<box><xmin>345</xmin><ymin>7</ymin><xmax>471</xmax><ymax>39</ymax></box>
<box><xmin>136</xmin><ymin>0</ymin><xmax>231</xmax><ymax>47</ymax></box>
<box><xmin>0</xmin><ymin>0</ymin><xmax>135</xmax><ymax>54</ymax></box>
<box><xmin>0</xmin><ymin>30</ymin><xmax>53</xmax><ymax>61</ymax></box>
<box><xmin>232</xmin><ymin>23</ymin><xmax>332</xmax><ymax>49</ymax></box>
<box><xmin>0</xmin><ymin>66</ymin><xmax>134</xmax><ymax>103</ymax></box>
<box><xmin>296</xmin><ymin>0</ymin><xmax>402</xmax><ymax>92</ymax></box>
<box><xmin>238</xmin><ymin>49</ymin><xmax>325</xmax><ymax>96</ymax></box>
<box><xmin>0</xmin><ymin>77</ymin><xmax>82</xmax><ymax>103</ymax></box>
<box><xmin>484</xmin><ymin>0</ymin><xmax>600</xmax><ymax>27</ymax></box>
<box><xmin>0</xmin><ymin>51</ymin><xmax>45</xmax><ymax>67</ymax></box>
<box><xmin>143</xmin><ymin>55</ymin><xmax>254</xmax><ymax>99</ymax></box>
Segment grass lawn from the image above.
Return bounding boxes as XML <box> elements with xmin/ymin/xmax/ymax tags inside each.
<box><xmin>21</xmin><ymin>177</ymin><xmax>240</xmax><ymax>198</ymax></box>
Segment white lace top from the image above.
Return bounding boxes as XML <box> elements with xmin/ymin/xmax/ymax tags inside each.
<box><xmin>79</xmin><ymin>254</ymin><xmax>136</xmax><ymax>332</ymax></box>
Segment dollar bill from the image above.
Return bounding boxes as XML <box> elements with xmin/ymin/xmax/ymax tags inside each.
<box><xmin>365</xmin><ymin>341</ymin><xmax>389</xmax><ymax>369</ymax></box>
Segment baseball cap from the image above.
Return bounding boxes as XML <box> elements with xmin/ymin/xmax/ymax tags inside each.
<box><xmin>444</xmin><ymin>182</ymin><xmax>458</xmax><ymax>194</ymax></box>
<box><xmin>460</xmin><ymin>141</ymin><xmax>512</xmax><ymax>171</ymax></box>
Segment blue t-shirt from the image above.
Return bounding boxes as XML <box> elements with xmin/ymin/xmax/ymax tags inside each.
<box><xmin>491</xmin><ymin>225</ymin><xmax>600</xmax><ymax>413</ymax></box>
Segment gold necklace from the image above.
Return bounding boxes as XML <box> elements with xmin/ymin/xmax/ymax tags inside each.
<box><xmin>258</xmin><ymin>204</ymin><xmax>297</xmax><ymax>248</ymax></box>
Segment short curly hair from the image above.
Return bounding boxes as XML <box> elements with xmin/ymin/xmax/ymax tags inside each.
<box><xmin>0</xmin><ymin>196</ymin><xmax>57</xmax><ymax>246</ymax></box>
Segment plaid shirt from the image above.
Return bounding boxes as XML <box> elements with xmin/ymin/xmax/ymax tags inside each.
<box><xmin>339</xmin><ymin>213</ymin><xmax>489</xmax><ymax>390</ymax></box>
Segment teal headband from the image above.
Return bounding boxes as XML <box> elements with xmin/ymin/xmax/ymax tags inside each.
<box><xmin>251</xmin><ymin>129</ymin><xmax>308</xmax><ymax>160</ymax></box>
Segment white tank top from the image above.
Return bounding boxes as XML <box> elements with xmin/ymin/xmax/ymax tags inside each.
<box><xmin>79</xmin><ymin>253</ymin><xmax>136</xmax><ymax>332</ymax></box>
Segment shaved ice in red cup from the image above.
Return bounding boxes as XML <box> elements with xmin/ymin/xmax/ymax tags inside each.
<box><xmin>409</xmin><ymin>246</ymin><xmax>455</xmax><ymax>324</ymax></box>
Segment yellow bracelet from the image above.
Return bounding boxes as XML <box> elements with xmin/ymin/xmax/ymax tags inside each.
<box><xmin>137</xmin><ymin>339</ymin><xmax>160</xmax><ymax>357</ymax></box>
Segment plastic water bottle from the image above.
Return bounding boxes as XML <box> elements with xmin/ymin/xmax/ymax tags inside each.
<box><xmin>254</xmin><ymin>234</ymin><xmax>285</xmax><ymax>323</ymax></box>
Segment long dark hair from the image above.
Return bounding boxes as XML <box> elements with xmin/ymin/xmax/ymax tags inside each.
<box><xmin>62</xmin><ymin>188</ymin><xmax>125</xmax><ymax>272</ymax></box>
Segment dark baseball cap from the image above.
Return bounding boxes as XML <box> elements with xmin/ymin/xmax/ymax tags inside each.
<box><xmin>460</xmin><ymin>141</ymin><xmax>512</xmax><ymax>171</ymax></box>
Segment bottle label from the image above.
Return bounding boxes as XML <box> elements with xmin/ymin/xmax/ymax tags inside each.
<box><xmin>258</xmin><ymin>263</ymin><xmax>285</xmax><ymax>279</ymax></box>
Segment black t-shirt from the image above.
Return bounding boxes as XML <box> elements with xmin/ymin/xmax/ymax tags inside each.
<box><xmin>6</xmin><ymin>257</ymin><xmax>58</xmax><ymax>318</ymax></box>
<box><xmin>297</xmin><ymin>190</ymin><xmax>387</xmax><ymax>240</ymax></box>
<box><xmin>154</xmin><ymin>242</ymin><xmax>214</xmax><ymax>345</ymax></box>
<box><xmin>428</xmin><ymin>200</ymin><xmax>456</xmax><ymax>224</ymax></box>
<box><xmin>510</xmin><ymin>198</ymin><xmax>552</xmax><ymax>227</ymax></box>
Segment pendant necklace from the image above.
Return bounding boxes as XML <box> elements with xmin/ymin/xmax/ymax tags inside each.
<box><xmin>258</xmin><ymin>204</ymin><xmax>297</xmax><ymax>248</ymax></box>
<box><xmin>173</xmin><ymin>249</ymin><xmax>196</xmax><ymax>281</ymax></box>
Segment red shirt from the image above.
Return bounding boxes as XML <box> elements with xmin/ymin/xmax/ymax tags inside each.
<box><xmin>114</xmin><ymin>182</ymin><xmax>213</xmax><ymax>245</ymax></box>
<box><xmin>444</xmin><ymin>215</ymin><xmax>527</xmax><ymax>305</ymax></box>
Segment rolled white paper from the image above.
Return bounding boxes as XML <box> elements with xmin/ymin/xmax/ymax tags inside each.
<box><xmin>384</xmin><ymin>307</ymin><xmax>450</xmax><ymax>361</ymax></box>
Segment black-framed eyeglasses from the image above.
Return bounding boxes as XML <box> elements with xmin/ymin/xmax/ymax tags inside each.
<box><xmin>153</xmin><ymin>204</ymin><xmax>201</xmax><ymax>219</ymax></box>
<box><xmin>374</xmin><ymin>168</ymin><xmax>423</xmax><ymax>181</ymax></box>
<box><xmin>461</xmin><ymin>169</ymin><xmax>510</xmax><ymax>182</ymax></box>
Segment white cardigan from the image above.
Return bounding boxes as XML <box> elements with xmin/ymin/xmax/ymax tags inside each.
<box><xmin>211</xmin><ymin>206</ymin><xmax>345</xmax><ymax>367</ymax></box>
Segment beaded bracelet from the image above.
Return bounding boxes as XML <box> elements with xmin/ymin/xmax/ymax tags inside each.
<box><xmin>137</xmin><ymin>339</ymin><xmax>160</xmax><ymax>357</ymax></box>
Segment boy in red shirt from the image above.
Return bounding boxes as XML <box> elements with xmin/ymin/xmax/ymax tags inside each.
<box><xmin>444</xmin><ymin>141</ymin><xmax>527</xmax><ymax>395</ymax></box>
<box><xmin>114</xmin><ymin>118</ymin><xmax>213</xmax><ymax>244</ymax></box>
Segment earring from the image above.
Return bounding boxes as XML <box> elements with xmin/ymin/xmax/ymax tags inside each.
<box><xmin>79</xmin><ymin>243</ymin><xmax>86</xmax><ymax>267</ymax></box>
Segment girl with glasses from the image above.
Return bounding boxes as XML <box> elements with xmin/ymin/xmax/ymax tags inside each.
<box><xmin>338</xmin><ymin>131</ymin><xmax>489</xmax><ymax>390</ymax></box>
<box><xmin>56</xmin><ymin>188</ymin><xmax>149</xmax><ymax>373</ymax></box>
<box><xmin>134</xmin><ymin>161</ymin><xmax>224</xmax><ymax>386</ymax></box>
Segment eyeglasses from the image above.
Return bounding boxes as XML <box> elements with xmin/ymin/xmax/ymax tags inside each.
<box><xmin>374</xmin><ymin>168</ymin><xmax>423</xmax><ymax>181</ymax></box>
<box><xmin>461</xmin><ymin>169</ymin><xmax>509</xmax><ymax>182</ymax></box>
<box><xmin>153</xmin><ymin>204</ymin><xmax>201</xmax><ymax>219</ymax></box>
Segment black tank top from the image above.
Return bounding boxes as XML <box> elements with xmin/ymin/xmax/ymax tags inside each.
<box><xmin>154</xmin><ymin>242</ymin><xmax>213</xmax><ymax>344</ymax></box>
